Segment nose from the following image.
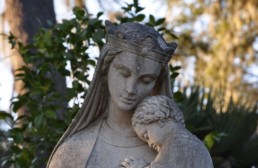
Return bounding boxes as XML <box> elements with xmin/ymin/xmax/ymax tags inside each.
<box><xmin>126</xmin><ymin>78</ymin><xmax>137</xmax><ymax>95</ymax></box>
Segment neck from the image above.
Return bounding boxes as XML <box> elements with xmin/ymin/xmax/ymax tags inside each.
<box><xmin>106</xmin><ymin>99</ymin><xmax>135</xmax><ymax>136</ymax></box>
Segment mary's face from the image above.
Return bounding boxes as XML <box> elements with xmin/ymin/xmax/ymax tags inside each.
<box><xmin>107</xmin><ymin>51</ymin><xmax>162</xmax><ymax>111</ymax></box>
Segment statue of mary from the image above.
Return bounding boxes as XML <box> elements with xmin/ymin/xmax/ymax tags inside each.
<box><xmin>47</xmin><ymin>20</ymin><xmax>178</xmax><ymax>168</ymax></box>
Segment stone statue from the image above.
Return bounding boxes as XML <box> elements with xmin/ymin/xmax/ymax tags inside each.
<box><xmin>47</xmin><ymin>21</ymin><xmax>212</xmax><ymax>168</ymax></box>
<box><xmin>121</xmin><ymin>95</ymin><xmax>213</xmax><ymax>168</ymax></box>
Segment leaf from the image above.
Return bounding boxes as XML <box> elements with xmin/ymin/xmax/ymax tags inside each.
<box><xmin>97</xmin><ymin>12</ymin><xmax>103</xmax><ymax>18</ymax></box>
<box><xmin>11</xmin><ymin>145</ymin><xmax>22</xmax><ymax>154</ymax></box>
<box><xmin>0</xmin><ymin>111</ymin><xmax>13</xmax><ymax>120</ymax></box>
<box><xmin>135</xmin><ymin>14</ymin><xmax>145</xmax><ymax>21</ymax></box>
<box><xmin>45</xmin><ymin>110</ymin><xmax>56</xmax><ymax>119</ymax></box>
<box><xmin>165</xmin><ymin>30</ymin><xmax>178</xmax><ymax>39</ymax></box>
<box><xmin>173</xmin><ymin>91</ymin><xmax>184</xmax><ymax>102</ymax></box>
<box><xmin>92</xmin><ymin>29</ymin><xmax>105</xmax><ymax>44</ymax></box>
<box><xmin>12</xmin><ymin>101</ymin><xmax>23</xmax><ymax>112</ymax></box>
<box><xmin>34</xmin><ymin>114</ymin><xmax>44</xmax><ymax>127</ymax></box>
<box><xmin>15</xmin><ymin>73</ymin><xmax>25</xmax><ymax>77</ymax></box>
<box><xmin>156</xmin><ymin>18</ymin><xmax>166</xmax><ymax>25</ymax></box>
<box><xmin>158</xmin><ymin>27</ymin><xmax>166</xmax><ymax>32</ymax></box>
<box><xmin>133</xmin><ymin>0</ymin><xmax>139</xmax><ymax>7</ymax></box>
<box><xmin>169</xmin><ymin>64</ymin><xmax>173</xmax><ymax>72</ymax></box>
<box><xmin>149</xmin><ymin>15</ymin><xmax>155</xmax><ymax>24</ymax></box>
<box><xmin>171</xmin><ymin>72</ymin><xmax>179</xmax><ymax>79</ymax></box>
<box><xmin>172</xmin><ymin>66</ymin><xmax>181</xmax><ymax>71</ymax></box>
<box><xmin>88</xmin><ymin>59</ymin><xmax>96</xmax><ymax>66</ymax></box>
<box><xmin>59</xmin><ymin>68</ymin><xmax>70</xmax><ymax>76</ymax></box>
<box><xmin>8</xmin><ymin>32</ymin><xmax>16</xmax><ymax>49</ymax></box>
<box><xmin>122</xmin><ymin>6</ymin><xmax>131</xmax><ymax>12</ymax></box>
<box><xmin>16</xmin><ymin>115</ymin><xmax>27</xmax><ymax>121</ymax></box>
<box><xmin>135</xmin><ymin>6</ymin><xmax>144</xmax><ymax>13</ymax></box>
<box><xmin>204</xmin><ymin>132</ymin><xmax>228</xmax><ymax>150</ymax></box>
<box><xmin>73</xmin><ymin>7</ymin><xmax>85</xmax><ymax>20</ymax></box>
<box><xmin>204</xmin><ymin>133</ymin><xmax>215</xmax><ymax>150</ymax></box>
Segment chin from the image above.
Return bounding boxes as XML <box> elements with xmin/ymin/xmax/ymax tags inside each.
<box><xmin>118</xmin><ymin>102</ymin><xmax>136</xmax><ymax>112</ymax></box>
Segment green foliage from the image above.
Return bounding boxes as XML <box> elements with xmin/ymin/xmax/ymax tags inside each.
<box><xmin>0</xmin><ymin>129</ymin><xmax>10</xmax><ymax>168</ymax></box>
<box><xmin>169</xmin><ymin>64</ymin><xmax>181</xmax><ymax>87</ymax></box>
<box><xmin>179</xmin><ymin>87</ymin><xmax>216</xmax><ymax>139</ymax></box>
<box><xmin>178</xmin><ymin>86</ymin><xmax>258</xmax><ymax>167</ymax></box>
<box><xmin>204</xmin><ymin>132</ymin><xmax>227</xmax><ymax>151</ymax></box>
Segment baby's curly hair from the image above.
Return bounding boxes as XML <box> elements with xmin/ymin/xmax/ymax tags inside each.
<box><xmin>132</xmin><ymin>95</ymin><xmax>185</xmax><ymax>127</ymax></box>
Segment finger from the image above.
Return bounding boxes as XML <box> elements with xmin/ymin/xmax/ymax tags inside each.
<box><xmin>121</xmin><ymin>161</ymin><xmax>130</xmax><ymax>167</ymax></box>
<box><xmin>124</xmin><ymin>158</ymin><xmax>132</xmax><ymax>162</ymax></box>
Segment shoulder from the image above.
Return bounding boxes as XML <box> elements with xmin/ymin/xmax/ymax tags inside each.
<box><xmin>173</xmin><ymin>130</ymin><xmax>210</xmax><ymax>155</ymax></box>
<box><xmin>167</xmin><ymin>130</ymin><xmax>213</xmax><ymax>167</ymax></box>
<box><xmin>183</xmin><ymin>131</ymin><xmax>213</xmax><ymax>167</ymax></box>
<box><xmin>48</xmin><ymin>119</ymin><xmax>102</xmax><ymax>168</ymax></box>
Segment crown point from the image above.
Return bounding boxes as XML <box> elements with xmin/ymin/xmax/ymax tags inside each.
<box><xmin>105</xmin><ymin>20</ymin><xmax>113</xmax><ymax>27</ymax></box>
<box><xmin>169</xmin><ymin>42</ymin><xmax>178</xmax><ymax>47</ymax></box>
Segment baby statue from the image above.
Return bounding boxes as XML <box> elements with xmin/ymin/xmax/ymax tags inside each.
<box><xmin>121</xmin><ymin>95</ymin><xmax>213</xmax><ymax>168</ymax></box>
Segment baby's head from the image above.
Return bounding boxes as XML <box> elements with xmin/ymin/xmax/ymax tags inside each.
<box><xmin>132</xmin><ymin>95</ymin><xmax>185</xmax><ymax>151</ymax></box>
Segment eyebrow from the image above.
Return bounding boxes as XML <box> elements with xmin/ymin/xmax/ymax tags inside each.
<box><xmin>113</xmin><ymin>63</ymin><xmax>131</xmax><ymax>71</ymax></box>
<box><xmin>140</xmin><ymin>73</ymin><xmax>158</xmax><ymax>79</ymax></box>
<box><xmin>114</xmin><ymin>63</ymin><xmax>159</xmax><ymax>79</ymax></box>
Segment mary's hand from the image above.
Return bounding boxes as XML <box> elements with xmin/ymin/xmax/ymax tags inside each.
<box><xmin>119</xmin><ymin>157</ymin><xmax>148</xmax><ymax>168</ymax></box>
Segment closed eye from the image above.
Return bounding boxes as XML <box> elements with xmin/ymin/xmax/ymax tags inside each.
<box><xmin>114</xmin><ymin>64</ymin><xmax>131</xmax><ymax>77</ymax></box>
<box><xmin>139</xmin><ymin>75</ymin><xmax>156</xmax><ymax>84</ymax></box>
<box><xmin>118</xmin><ymin>68</ymin><xmax>131</xmax><ymax>77</ymax></box>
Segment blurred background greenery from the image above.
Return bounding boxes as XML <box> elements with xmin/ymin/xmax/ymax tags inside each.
<box><xmin>0</xmin><ymin>0</ymin><xmax>257</xmax><ymax>167</ymax></box>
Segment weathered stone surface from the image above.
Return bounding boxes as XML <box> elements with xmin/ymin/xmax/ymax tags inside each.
<box><xmin>123</xmin><ymin>95</ymin><xmax>213</xmax><ymax>168</ymax></box>
<box><xmin>47</xmin><ymin>21</ymin><xmax>213</xmax><ymax>168</ymax></box>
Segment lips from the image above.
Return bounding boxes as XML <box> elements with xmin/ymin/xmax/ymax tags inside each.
<box><xmin>120</xmin><ymin>96</ymin><xmax>136</xmax><ymax>104</ymax></box>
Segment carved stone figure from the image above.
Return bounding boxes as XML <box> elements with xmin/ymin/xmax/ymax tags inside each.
<box><xmin>47</xmin><ymin>21</ymin><xmax>177</xmax><ymax>168</ymax></box>
<box><xmin>121</xmin><ymin>95</ymin><xmax>213</xmax><ymax>168</ymax></box>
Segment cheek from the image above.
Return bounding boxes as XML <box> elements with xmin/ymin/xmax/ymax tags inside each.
<box><xmin>154</xmin><ymin>132</ymin><xmax>165</xmax><ymax>145</ymax></box>
<box><xmin>136</xmin><ymin>83</ymin><xmax>155</xmax><ymax>98</ymax></box>
<box><xmin>148</xmin><ymin>128</ymin><xmax>163</xmax><ymax>144</ymax></box>
<box><xmin>108</xmin><ymin>69</ymin><xmax>125</xmax><ymax>96</ymax></box>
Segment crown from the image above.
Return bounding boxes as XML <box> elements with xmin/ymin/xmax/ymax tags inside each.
<box><xmin>105</xmin><ymin>20</ymin><xmax>177</xmax><ymax>65</ymax></box>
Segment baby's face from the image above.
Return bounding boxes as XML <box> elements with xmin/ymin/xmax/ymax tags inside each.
<box><xmin>134</xmin><ymin>122</ymin><xmax>167</xmax><ymax>152</ymax></box>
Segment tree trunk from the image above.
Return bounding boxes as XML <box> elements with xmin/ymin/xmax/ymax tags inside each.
<box><xmin>5</xmin><ymin>0</ymin><xmax>66</xmax><ymax>122</ymax></box>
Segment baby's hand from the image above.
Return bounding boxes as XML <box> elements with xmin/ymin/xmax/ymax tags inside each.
<box><xmin>119</xmin><ymin>157</ymin><xmax>148</xmax><ymax>168</ymax></box>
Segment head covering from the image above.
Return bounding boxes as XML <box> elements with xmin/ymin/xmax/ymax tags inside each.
<box><xmin>105</xmin><ymin>21</ymin><xmax>177</xmax><ymax>65</ymax></box>
<box><xmin>48</xmin><ymin>21</ymin><xmax>177</xmax><ymax>162</ymax></box>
